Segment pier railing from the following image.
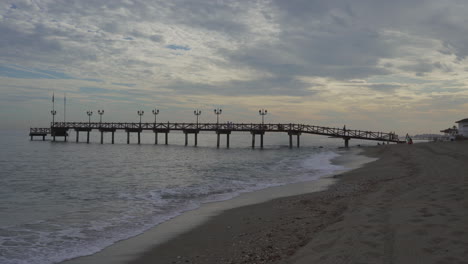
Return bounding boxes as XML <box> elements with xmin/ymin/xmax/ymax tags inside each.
<box><xmin>44</xmin><ymin>122</ymin><xmax>400</xmax><ymax>142</ymax></box>
<box><xmin>29</xmin><ymin>127</ymin><xmax>51</xmax><ymax>134</ymax></box>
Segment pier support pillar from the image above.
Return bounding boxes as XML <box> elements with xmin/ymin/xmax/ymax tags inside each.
<box><xmin>87</xmin><ymin>131</ymin><xmax>90</xmax><ymax>144</ymax></box>
<box><xmin>185</xmin><ymin>133</ymin><xmax>188</xmax><ymax>146</ymax></box>
<box><xmin>195</xmin><ymin>133</ymin><xmax>198</xmax><ymax>146</ymax></box>
<box><xmin>288</xmin><ymin>131</ymin><xmax>301</xmax><ymax>148</ymax></box>
<box><xmin>42</xmin><ymin>135</ymin><xmax>45</xmax><ymax>141</ymax></box>
<box><xmin>216</xmin><ymin>130</ymin><xmax>231</xmax><ymax>149</ymax></box>
<box><xmin>127</xmin><ymin>132</ymin><xmax>130</xmax><ymax>144</ymax></box>
<box><xmin>76</xmin><ymin>131</ymin><xmax>79</xmax><ymax>143</ymax></box>
<box><xmin>250</xmin><ymin>131</ymin><xmax>264</xmax><ymax>149</ymax></box>
<box><xmin>137</xmin><ymin>132</ymin><xmax>141</xmax><ymax>144</ymax></box>
<box><xmin>64</xmin><ymin>135</ymin><xmax>67</xmax><ymax>142</ymax></box>
<box><xmin>155</xmin><ymin>129</ymin><xmax>170</xmax><ymax>145</ymax></box>
<box><xmin>111</xmin><ymin>132</ymin><xmax>115</xmax><ymax>144</ymax></box>
<box><xmin>100</xmin><ymin>131</ymin><xmax>104</xmax><ymax>144</ymax></box>
<box><xmin>30</xmin><ymin>135</ymin><xmax>33</xmax><ymax>141</ymax></box>
<box><xmin>53</xmin><ymin>136</ymin><xmax>56</xmax><ymax>142</ymax></box>
<box><xmin>344</xmin><ymin>137</ymin><xmax>350</xmax><ymax>148</ymax></box>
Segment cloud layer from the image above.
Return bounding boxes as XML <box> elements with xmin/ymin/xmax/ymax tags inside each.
<box><xmin>1</xmin><ymin>0</ymin><xmax>468</xmax><ymax>133</ymax></box>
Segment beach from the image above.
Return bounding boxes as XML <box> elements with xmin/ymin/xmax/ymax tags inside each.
<box><xmin>129</xmin><ymin>141</ymin><xmax>468</xmax><ymax>264</ymax></box>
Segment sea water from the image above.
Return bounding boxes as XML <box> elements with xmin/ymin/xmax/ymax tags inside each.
<box><xmin>0</xmin><ymin>130</ymin><xmax>375</xmax><ymax>264</ymax></box>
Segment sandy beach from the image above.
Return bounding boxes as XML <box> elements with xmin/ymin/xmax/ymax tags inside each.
<box><xmin>129</xmin><ymin>141</ymin><xmax>468</xmax><ymax>264</ymax></box>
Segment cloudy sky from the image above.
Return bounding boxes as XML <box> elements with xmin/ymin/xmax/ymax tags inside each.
<box><xmin>1</xmin><ymin>0</ymin><xmax>468</xmax><ymax>135</ymax></box>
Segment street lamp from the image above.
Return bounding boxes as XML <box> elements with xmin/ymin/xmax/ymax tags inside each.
<box><xmin>194</xmin><ymin>109</ymin><xmax>201</xmax><ymax>128</ymax></box>
<box><xmin>51</xmin><ymin>110</ymin><xmax>57</xmax><ymax>126</ymax></box>
<box><xmin>152</xmin><ymin>109</ymin><xmax>159</xmax><ymax>124</ymax></box>
<box><xmin>98</xmin><ymin>110</ymin><xmax>104</xmax><ymax>123</ymax></box>
<box><xmin>86</xmin><ymin>110</ymin><xmax>93</xmax><ymax>124</ymax></box>
<box><xmin>214</xmin><ymin>108</ymin><xmax>222</xmax><ymax>127</ymax></box>
<box><xmin>259</xmin><ymin>109</ymin><xmax>267</xmax><ymax>125</ymax></box>
<box><xmin>137</xmin><ymin>110</ymin><xmax>144</xmax><ymax>126</ymax></box>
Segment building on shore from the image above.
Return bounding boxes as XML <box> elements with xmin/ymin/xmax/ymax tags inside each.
<box><xmin>455</xmin><ymin>118</ymin><xmax>468</xmax><ymax>137</ymax></box>
<box><xmin>440</xmin><ymin>126</ymin><xmax>458</xmax><ymax>141</ymax></box>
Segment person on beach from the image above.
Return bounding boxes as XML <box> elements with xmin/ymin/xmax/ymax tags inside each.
<box><xmin>405</xmin><ymin>133</ymin><xmax>413</xmax><ymax>144</ymax></box>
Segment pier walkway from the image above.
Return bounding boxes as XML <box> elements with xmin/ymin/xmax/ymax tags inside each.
<box><xmin>30</xmin><ymin>122</ymin><xmax>404</xmax><ymax>148</ymax></box>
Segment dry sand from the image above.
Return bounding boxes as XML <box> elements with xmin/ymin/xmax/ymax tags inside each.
<box><xmin>129</xmin><ymin>141</ymin><xmax>468</xmax><ymax>264</ymax></box>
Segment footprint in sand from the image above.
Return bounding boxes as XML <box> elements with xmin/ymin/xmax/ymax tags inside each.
<box><xmin>368</xmin><ymin>231</ymin><xmax>381</xmax><ymax>237</ymax></box>
<box><xmin>430</xmin><ymin>237</ymin><xmax>446</xmax><ymax>244</ymax></box>
<box><xmin>409</xmin><ymin>218</ymin><xmax>424</xmax><ymax>223</ymax></box>
<box><xmin>436</xmin><ymin>256</ymin><xmax>466</xmax><ymax>264</ymax></box>
<box><xmin>450</xmin><ymin>231</ymin><xmax>465</xmax><ymax>237</ymax></box>
<box><xmin>414</xmin><ymin>229</ymin><xmax>428</xmax><ymax>236</ymax></box>
<box><xmin>423</xmin><ymin>245</ymin><xmax>443</xmax><ymax>254</ymax></box>
<box><xmin>363</xmin><ymin>251</ymin><xmax>381</xmax><ymax>258</ymax></box>
<box><xmin>361</xmin><ymin>240</ymin><xmax>379</xmax><ymax>248</ymax></box>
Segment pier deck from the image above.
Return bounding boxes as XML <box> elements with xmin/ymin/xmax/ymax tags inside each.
<box><xmin>30</xmin><ymin>122</ymin><xmax>404</xmax><ymax>147</ymax></box>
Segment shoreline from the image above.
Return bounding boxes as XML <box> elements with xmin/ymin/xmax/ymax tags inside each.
<box><xmin>127</xmin><ymin>141</ymin><xmax>468</xmax><ymax>263</ymax></box>
<box><xmin>62</xmin><ymin>147</ymin><xmax>373</xmax><ymax>264</ymax></box>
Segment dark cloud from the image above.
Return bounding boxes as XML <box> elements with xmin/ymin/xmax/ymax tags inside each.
<box><xmin>417</xmin><ymin>86</ymin><xmax>465</xmax><ymax>94</ymax></box>
<box><xmin>0</xmin><ymin>94</ymin><xmax>50</xmax><ymax>103</ymax></box>
<box><xmin>149</xmin><ymin>35</ymin><xmax>164</xmax><ymax>43</ymax></box>
<box><xmin>367</xmin><ymin>84</ymin><xmax>405</xmax><ymax>92</ymax></box>
<box><xmin>416</xmin><ymin>94</ymin><xmax>468</xmax><ymax>111</ymax></box>
<box><xmin>399</xmin><ymin>61</ymin><xmax>435</xmax><ymax>74</ymax></box>
<box><xmin>0</xmin><ymin>65</ymin><xmax>73</xmax><ymax>79</ymax></box>
<box><xmin>2</xmin><ymin>0</ymin><xmax>468</xmax><ymax>98</ymax></box>
<box><xmin>398</xmin><ymin>96</ymin><xmax>414</xmax><ymax>100</ymax></box>
<box><xmin>166</xmin><ymin>45</ymin><xmax>190</xmax><ymax>51</ymax></box>
<box><xmin>78</xmin><ymin>86</ymin><xmax>148</xmax><ymax>96</ymax></box>
<box><xmin>433</xmin><ymin>61</ymin><xmax>453</xmax><ymax>72</ymax></box>
<box><xmin>0</xmin><ymin>23</ymin><xmax>63</xmax><ymax>59</ymax></box>
<box><xmin>112</xmin><ymin>83</ymin><xmax>136</xmax><ymax>87</ymax></box>
<box><xmin>159</xmin><ymin>1</ymin><xmax>250</xmax><ymax>34</ymax></box>
<box><xmin>399</xmin><ymin>60</ymin><xmax>454</xmax><ymax>75</ymax></box>
<box><xmin>164</xmin><ymin>76</ymin><xmax>318</xmax><ymax>97</ymax></box>
<box><xmin>217</xmin><ymin>0</ymin><xmax>400</xmax><ymax>84</ymax></box>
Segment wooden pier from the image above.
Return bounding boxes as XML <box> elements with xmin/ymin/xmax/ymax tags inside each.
<box><xmin>29</xmin><ymin>128</ymin><xmax>51</xmax><ymax>141</ymax></box>
<box><xmin>29</xmin><ymin>122</ymin><xmax>404</xmax><ymax>148</ymax></box>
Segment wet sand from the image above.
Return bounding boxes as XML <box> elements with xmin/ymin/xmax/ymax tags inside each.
<box><xmin>129</xmin><ymin>141</ymin><xmax>468</xmax><ymax>264</ymax></box>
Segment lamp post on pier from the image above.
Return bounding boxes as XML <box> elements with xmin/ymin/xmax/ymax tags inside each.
<box><xmin>86</xmin><ymin>110</ymin><xmax>93</xmax><ymax>144</ymax></box>
<box><xmin>51</xmin><ymin>110</ymin><xmax>57</xmax><ymax>127</ymax></box>
<box><xmin>98</xmin><ymin>110</ymin><xmax>104</xmax><ymax>124</ymax></box>
<box><xmin>97</xmin><ymin>110</ymin><xmax>104</xmax><ymax>144</ymax></box>
<box><xmin>51</xmin><ymin>92</ymin><xmax>56</xmax><ymax>127</ymax></box>
<box><xmin>214</xmin><ymin>108</ymin><xmax>222</xmax><ymax>128</ymax></box>
<box><xmin>259</xmin><ymin>109</ymin><xmax>267</xmax><ymax>125</ymax></box>
<box><xmin>137</xmin><ymin>110</ymin><xmax>144</xmax><ymax>126</ymax></box>
<box><xmin>152</xmin><ymin>109</ymin><xmax>160</xmax><ymax>144</ymax></box>
<box><xmin>152</xmin><ymin>109</ymin><xmax>159</xmax><ymax>125</ymax></box>
<box><xmin>194</xmin><ymin>110</ymin><xmax>201</xmax><ymax>128</ymax></box>
<box><xmin>50</xmin><ymin>109</ymin><xmax>57</xmax><ymax>142</ymax></box>
<box><xmin>87</xmin><ymin>110</ymin><xmax>93</xmax><ymax>124</ymax></box>
<box><xmin>136</xmin><ymin>110</ymin><xmax>144</xmax><ymax>144</ymax></box>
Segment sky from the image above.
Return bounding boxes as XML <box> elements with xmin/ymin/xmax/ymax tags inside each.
<box><xmin>1</xmin><ymin>0</ymin><xmax>468</xmax><ymax>135</ymax></box>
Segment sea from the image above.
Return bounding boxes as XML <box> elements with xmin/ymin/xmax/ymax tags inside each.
<box><xmin>0</xmin><ymin>130</ymin><xmax>378</xmax><ymax>264</ymax></box>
